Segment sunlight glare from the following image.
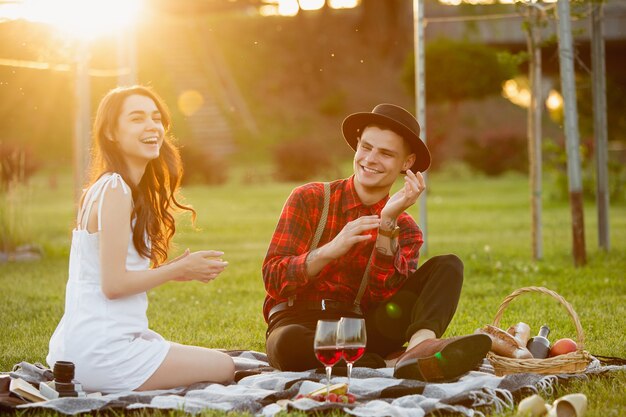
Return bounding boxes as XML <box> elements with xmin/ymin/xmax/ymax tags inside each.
<box><xmin>299</xmin><ymin>0</ymin><xmax>325</xmax><ymax>11</ymax></box>
<box><xmin>545</xmin><ymin>89</ymin><xmax>563</xmax><ymax>111</ymax></box>
<box><xmin>258</xmin><ymin>0</ymin><xmax>358</xmax><ymax>15</ymax></box>
<box><xmin>259</xmin><ymin>5</ymin><xmax>279</xmax><ymax>16</ymax></box>
<box><xmin>278</xmin><ymin>0</ymin><xmax>299</xmax><ymax>16</ymax></box>
<box><xmin>0</xmin><ymin>0</ymin><xmax>142</xmax><ymax>39</ymax></box>
<box><xmin>329</xmin><ymin>0</ymin><xmax>359</xmax><ymax>8</ymax></box>
<box><xmin>178</xmin><ymin>90</ymin><xmax>205</xmax><ymax>117</ymax></box>
<box><xmin>438</xmin><ymin>0</ymin><xmax>557</xmax><ymax>4</ymax></box>
<box><xmin>502</xmin><ymin>78</ymin><xmax>531</xmax><ymax>109</ymax></box>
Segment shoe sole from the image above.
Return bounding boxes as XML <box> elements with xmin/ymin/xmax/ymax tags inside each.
<box><xmin>394</xmin><ymin>334</ymin><xmax>491</xmax><ymax>382</ymax></box>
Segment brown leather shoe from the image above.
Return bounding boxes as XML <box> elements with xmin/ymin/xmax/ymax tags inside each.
<box><xmin>393</xmin><ymin>334</ymin><xmax>491</xmax><ymax>382</ymax></box>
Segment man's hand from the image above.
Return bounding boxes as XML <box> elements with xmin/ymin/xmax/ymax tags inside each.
<box><xmin>306</xmin><ymin>215</ymin><xmax>380</xmax><ymax>276</ymax></box>
<box><xmin>381</xmin><ymin>170</ymin><xmax>426</xmax><ymax>222</ymax></box>
<box><xmin>325</xmin><ymin>215</ymin><xmax>380</xmax><ymax>259</ymax></box>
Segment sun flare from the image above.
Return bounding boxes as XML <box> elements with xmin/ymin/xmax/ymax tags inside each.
<box><xmin>0</xmin><ymin>0</ymin><xmax>142</xmax><ymax>39</ymax></box>
<box><xmin>259</xmin><ymin>0</ymin><xmax>359</xmax><ymax>16</ymax></box>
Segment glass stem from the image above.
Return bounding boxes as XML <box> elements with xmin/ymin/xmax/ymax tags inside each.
<box><xmin>325</xmin><ymin>366</ymin><xmax>332</xmax><ymax>400</ymax></box>
<box><xmin>346</xmin><ymin>362</ymin><xmax>353</xmax><ymax>393</ymax></box>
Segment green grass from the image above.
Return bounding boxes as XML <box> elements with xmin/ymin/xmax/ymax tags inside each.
<box><xmin>1</xmin><ymin>170</ymin><xmax>625</xmax><ymax>417</ymax></box>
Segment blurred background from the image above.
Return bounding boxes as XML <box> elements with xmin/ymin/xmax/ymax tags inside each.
<box><xmin>0</xmin><ymin>0</ymin><xmax>625</xmax><ymax>194</ymax></box>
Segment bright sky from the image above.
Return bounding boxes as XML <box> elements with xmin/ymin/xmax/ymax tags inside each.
<box><xmin>0</xmin><ymin>0</ymin><xmax>142</xmax><ymax>39</ymax></box>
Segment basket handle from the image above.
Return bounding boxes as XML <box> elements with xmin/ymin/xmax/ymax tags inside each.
<box><xmin>491</xmin><ymin>286</ymin><xmax>585</xmax><ymax>351</ymax></box>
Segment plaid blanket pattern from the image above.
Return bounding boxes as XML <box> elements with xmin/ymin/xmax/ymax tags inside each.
<box><xmin>7</xmin><ymin>350</ymin><xmax>625</xmax><ymax>416</ymax></box>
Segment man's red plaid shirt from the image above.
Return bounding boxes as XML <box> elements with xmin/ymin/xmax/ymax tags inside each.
<box><xmin>262</xmin><ymin>176</ymin><xmax>423</xmax><ymax>322</ymax></box>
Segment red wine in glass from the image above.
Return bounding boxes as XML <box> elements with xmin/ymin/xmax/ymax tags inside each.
<box><xmin>314</xmin><ymin>320</ymin><xmax>340</xmax><ymax>400</ymax></box>
<box><xmin>342</xmin><ymin>345</ymin><xmax>366</xmax><ymax>363</ymax></box>
<box><xmin>337</xmin><ymin>318</ymin><xmax>367</xmax><ymax>393</ymax></box>
<box><xmin>315</xmin><ymin>347</ymin><xmax>342</xmax><ymax>367</ymax></box>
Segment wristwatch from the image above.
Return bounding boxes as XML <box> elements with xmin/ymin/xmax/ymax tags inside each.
<box><xmin>378</xmin><ymin>226</ymin><xmax>400</xmax><ymax>239</ymax></box>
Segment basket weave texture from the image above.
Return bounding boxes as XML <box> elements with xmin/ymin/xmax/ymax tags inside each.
<box><xmin>486</xmin><ymin>286</ymin><xmax>592</xmax><ymax>376</ymax></box>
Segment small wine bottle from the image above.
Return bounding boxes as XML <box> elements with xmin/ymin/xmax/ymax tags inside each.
<box><xmin>527</xmin><ymin>325</ymin><xmax>551</xmax><ymax>359</ymax></box>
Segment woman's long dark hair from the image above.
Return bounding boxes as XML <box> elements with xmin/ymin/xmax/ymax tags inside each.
<box><xmin>87</xmin><ymin>85</ymin><xmax>195</xmax><ymax>266</ymax></box>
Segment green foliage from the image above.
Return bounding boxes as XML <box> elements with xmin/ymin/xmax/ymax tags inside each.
<box><xmin>543</xmin><ymin>137</ymin><xmax>626</xmax><ymax>202</ymax></box>
<box><xmin>0</xmin><ymin>183</ymin><xmax>31</xmax><ymax>253</ymax></box>
<box><xmin>272</xmin><ymin>139</ymin><xmax>335</xmax><ymax>182</ymax></box>
<box><xmin>179</xmin><ymin>145</ymin><xmax>229</xmax><ymax>186</ymax></box>
<box><xmin>464</xmin><ymin>130</ymin><xmax>527</xmax><ymax>176</ymax></box>
<box><xmin>575</xmin><ymin>74</ymin><xmax>626</xmax><ymax>144</ymax></box>
<box><xmin>496</xmin><ymin>50</ymin><xmax>529</xmax><ymax>72</ymax></box>
<box><xmin>0</xmin><ymin>144</ymin><xmax>38</xmax><ymax>253</ymax></box>
<box><xmin>0</xmin><ymin>143</ymin><xmax>40</xmax><ymax>190</ymax></box>
<box><xmin>402</xmin><ymin>38</ymin><xmax>519</xmax><ymax>103</ymax></box>
<box><xmin>318</xmin><ymin>89</ymin><xmax>347</xmax><ymax>117</ymax></box>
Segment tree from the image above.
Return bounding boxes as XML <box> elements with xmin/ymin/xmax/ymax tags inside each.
<box><xmin>403</xmin><ymin>38</ymin><xmax>517</xmax><ymax>104</ymax></box>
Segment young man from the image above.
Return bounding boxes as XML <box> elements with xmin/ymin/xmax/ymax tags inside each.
<box><xmin>262</xmin><ymin>104</ymin><xmax>490</xmax><ymax>381</ymax></box>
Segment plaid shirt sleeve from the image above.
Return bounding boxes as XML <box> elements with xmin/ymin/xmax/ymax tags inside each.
<box><xmin>366</xmin><ymin>214</ymin><xmax>423</xmax><ymax>302</ymax></box>
<box><xmin>262</xmin><ymin>184</ymin><xmax>320</xmax><ymax>300</ymax></box>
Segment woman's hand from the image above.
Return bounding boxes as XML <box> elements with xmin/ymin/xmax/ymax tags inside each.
<box><xmin>173</xmin><ymin>250</ymin><xmax>228</xmax><ymax>283</ymax></box>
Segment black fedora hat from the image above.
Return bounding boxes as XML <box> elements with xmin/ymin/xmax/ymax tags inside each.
<box><xmin>342</xmin><ymin>103</ymin><xmax>431</xmax><ymax>172</ymax></box>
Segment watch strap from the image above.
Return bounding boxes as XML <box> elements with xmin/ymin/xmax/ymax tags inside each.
<box><xmin>378</xmin><ymin>225</ymin><xmax>400</xmax><ymax>239</ymax></box>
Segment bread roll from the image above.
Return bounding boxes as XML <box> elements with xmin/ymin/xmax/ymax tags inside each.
<box><xmin>507</xmin><ymin>322</ymin><xmax>531</xmax><ymax>346</ymax></box>
<box><xmin>476</xmin><ymin>325</ymin><xmax>533</xmax><ymax>359</ymax></box>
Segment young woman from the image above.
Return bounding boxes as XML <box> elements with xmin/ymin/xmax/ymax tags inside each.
<box><xmin>47</xmin><ymin>86</ymin><xmax>235</xmax><ymax>393</ymax></box>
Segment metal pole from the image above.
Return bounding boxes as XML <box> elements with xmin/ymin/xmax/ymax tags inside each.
<box><xmin>73</xmin><ymin>39</ymin><xmax>91</xmax><ymax>203</ymax></box>
<box><xmin>413</xmin><ymin>0</ymin><xmax>428</xmax><ymax>255</ymax></box>
<box><xmin>556</xmin><ymin>0</ymin><xmax>586</xmax><ymax>266</ymax></box>
<box><xmin>525</xmin><ymin>5</ymin><xmax>544</xmax><ymax>261</ymax></box>
<box><xmin>591</xmin><ymin>1</ymin><xmax>610</xmax><ymax>251</ymax></box>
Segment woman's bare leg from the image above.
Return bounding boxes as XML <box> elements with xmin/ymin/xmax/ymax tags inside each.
<box><xmin>137</xmin><ymin>343</ymin><xmax>234</xmax><ymax>390</ymax></box>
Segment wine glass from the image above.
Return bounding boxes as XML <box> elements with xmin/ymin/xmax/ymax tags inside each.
<box><xmin>337</xmin><ymin>317</ymin><xmax>366</xmax><ymax>392</ymax></box>
<box><xmin>314</xmin><ymin>320</ymin><xmax>341</xmax><ymax>399</ymax></box>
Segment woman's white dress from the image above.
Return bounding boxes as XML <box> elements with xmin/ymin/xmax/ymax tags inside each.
<box><xmin>47</xmin><ymin>173</ymin><xmax>170</xmax><ymax>393</ymax></box>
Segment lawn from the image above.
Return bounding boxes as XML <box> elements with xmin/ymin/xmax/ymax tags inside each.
<box><xmin>0</xmin><ymin>170</ymin><xmax>624</xmax><ymax>416</ymax></box>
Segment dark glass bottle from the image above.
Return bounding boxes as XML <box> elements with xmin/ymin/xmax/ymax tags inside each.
<box><xmin>527</xmin><ymin>325</ymin><xmax>551</xmax><ymax>359</ymax></box>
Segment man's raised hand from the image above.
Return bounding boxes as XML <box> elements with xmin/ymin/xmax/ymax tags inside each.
<box><xmin>381</xmin><ymin>170</ymin><xmax>426</xmax><ymax>221</ymax></box>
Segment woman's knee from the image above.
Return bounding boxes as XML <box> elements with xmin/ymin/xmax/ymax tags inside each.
<box><xmin>171</xmin><ymin>345</ymin><xmax>235</xmax><ymax>385</ymax></box>
<box><xmin>209</xmin><ymin>350</ymin><xmax>235</xmax><ymax>384</ymax></box>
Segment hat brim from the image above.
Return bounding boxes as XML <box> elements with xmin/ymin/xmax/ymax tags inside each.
<box><xmin>342</xmin><ymin>112</ymin><xmax>431</xmax><ymax>172</ymax></box>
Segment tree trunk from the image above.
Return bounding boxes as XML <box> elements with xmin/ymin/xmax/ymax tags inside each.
<box><xmin>556</xmin><ymin>0</ymin><xmax>587</xmax><ymax>267</ymax></box>
<box><xmin>591</xmin><ymin>2</ymin><xmax>610</xmax><ymax>251</ymax></box>
<box><xmin>524</xmin><ymin>5</ymin><xmax>544</xmax><ymax>261</ymax></box>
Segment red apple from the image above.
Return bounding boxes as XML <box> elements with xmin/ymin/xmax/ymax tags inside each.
<box><xmin>549</xmin><ymin>338</ymin><xmax>578</xmax><ymax>357</ymax></box>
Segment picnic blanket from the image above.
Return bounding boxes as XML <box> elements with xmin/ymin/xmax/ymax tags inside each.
<box><xmin>6</xmin><ymin>351</ymin><xmax>626</xmax><ymax>416</ymax></box>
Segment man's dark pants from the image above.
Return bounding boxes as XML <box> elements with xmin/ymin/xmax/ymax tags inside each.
<box><xmin>265</xmin><ymin>254</ymin><xmax>464</xmax><ymax>371</ymax></box>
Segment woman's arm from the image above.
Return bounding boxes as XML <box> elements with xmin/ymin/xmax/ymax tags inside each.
<box><xmin>98</xmin><ymin>182</ymin><xmax>226</xmax><ymax>299</ymax></box>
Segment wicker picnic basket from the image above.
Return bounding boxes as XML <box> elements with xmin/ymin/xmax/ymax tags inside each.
<box><xmin>486</xmin><ymin>286</ymin><xmax>593</xmax><ymax>376</ymax></box>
